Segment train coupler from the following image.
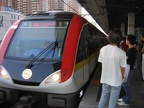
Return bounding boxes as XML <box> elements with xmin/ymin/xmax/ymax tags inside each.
<box><xmin>14</xmin><ymin>94</ymin><xmax>47</xmax><ymax>108</ymax></box>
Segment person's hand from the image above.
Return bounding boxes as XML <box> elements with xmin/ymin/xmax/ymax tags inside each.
<box><xmin>141</xmin><ymin>48</ymin><xmax>144</xmax><ymax>53</ymax></box>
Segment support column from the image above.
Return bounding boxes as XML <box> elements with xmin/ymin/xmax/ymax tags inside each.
<box><xmin>127</xmin><ymin>13</ymin><xmax>135</xmax><ymax>35</ymax></box>
<box><xmin>121</xmin><ymin>23</ymin><xmax>125</xmax><ymax>36</ymax></box>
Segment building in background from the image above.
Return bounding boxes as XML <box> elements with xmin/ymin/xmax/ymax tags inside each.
<box><xmin>63</xmin><ymin>0</ymin><xmax>80</xmax><ymax>13</ymax></box>
<box><xmin>15</xmin><ymin>0</ymin><xmax>43</xmax><ymax>15</ymax></box>
<box><xmin>0</xmin><ymin>0</ymin><xmax>11</xmax><ymax>6</ymax></box>
<box><xmin>0</xmin><ymin>0</ymin><xmax>81</xmax><ymax>15</ymax></box>
<box><xmin>0</xmin><ymin>6</ymin><xmax>23</xmax><ymax>40</ymax></box>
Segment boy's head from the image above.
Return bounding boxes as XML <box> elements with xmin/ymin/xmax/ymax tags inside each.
<box><xmin>126</xmin><ymin>34</ymin><xmax>136</xmax><ymax>45</ymax></box>
<box><xmin>108</xmin><ymin>29</ymin><xmax>122</xmax><ymax>45</ymax></box>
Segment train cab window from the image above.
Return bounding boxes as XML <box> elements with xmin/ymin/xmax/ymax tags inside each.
<box><xmin>6</xmin><ymin>20</ymin><xmax>69</xmax><ymax>60</ymax></box>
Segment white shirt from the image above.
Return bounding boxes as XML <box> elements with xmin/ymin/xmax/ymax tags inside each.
<box><xmin>98</xmin><ymin>44</ymin><xmax>127</xmax><ymax>86</ymax></box>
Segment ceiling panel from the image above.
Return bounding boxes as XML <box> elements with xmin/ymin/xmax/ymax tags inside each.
<box><xmin>77</xmin><ymin>0</ymin><xmax>144</xmax><ymax>34</ymax></box>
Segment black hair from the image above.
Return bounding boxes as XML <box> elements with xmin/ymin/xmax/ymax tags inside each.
<box><xmin>122</xmin><ymin>36</ymin><xmax>126</xmax><ymax>41</ymax></box>
<box><xmin>126</xmin><ymin>34</ymin><xmax>136</xmax><ymax>45</ymax></box>
<box><xmin>108</xmin><ymin>29</ymin><xmax>122</xmax><ymax>45</ymax></box>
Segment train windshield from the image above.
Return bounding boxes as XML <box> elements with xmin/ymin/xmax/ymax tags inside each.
<box><xmin>6</xmin><ymin>20</ymin><xmax>69</xmax><ymax>60</ymax></box>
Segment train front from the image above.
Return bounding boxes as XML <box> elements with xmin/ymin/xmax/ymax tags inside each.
<box><xmin>0</xmin><ymin>12</ymin><xmax>80</xmax><ymax>108</ymax></box>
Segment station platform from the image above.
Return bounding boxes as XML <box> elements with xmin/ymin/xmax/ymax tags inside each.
<box><xmin>78</xmin><ymin>57</ymin><xmax>144</xmax><ymax>108</ymax></box>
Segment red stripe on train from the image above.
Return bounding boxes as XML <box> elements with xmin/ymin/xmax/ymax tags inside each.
<box><xmin>61</xmin><ymin>14</ymin><xmax>87</xmax><ymax>82</ymax></box>
<box><xmin>0</xmin><ymin>20</ymin><xmax>22</xmax><ymax>64</ymax></box>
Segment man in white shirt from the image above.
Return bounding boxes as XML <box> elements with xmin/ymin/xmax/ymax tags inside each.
<box><xmin>98</xmin><ymin>29</ymin><xmax>127</xmax><ymax>108</ymax></box>
<box><xmin>141</xmin><ymin>34</ymin><xmax>144</xmax><ymax>80</ymax></box>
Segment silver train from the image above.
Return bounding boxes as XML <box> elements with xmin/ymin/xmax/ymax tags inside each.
<box><xmin>0</xmin><ymin>11</ymin><xmax>107</xmax><ymax>108</ymax></box>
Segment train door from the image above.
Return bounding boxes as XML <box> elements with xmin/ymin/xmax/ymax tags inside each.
<box><xmin>82</xmin><ymin>25</ymin><xmax>90</xmax><ymax>83</ymax></box>
<box><xmin>83</xmin><ymin>26</ymin><xmax>90</xmax><ymax>82</ymax></box>
<box><xmin>74</xmin><ymin>25</ymin><xmax>90</xmax><ymax>87</ymax></box>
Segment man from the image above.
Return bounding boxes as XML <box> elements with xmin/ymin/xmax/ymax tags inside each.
<box><xmin>98</xmin><ymin>29</ymin><xmax>127</xmax><ymax>108</ymax></box>
<box><xmin>141</xmin><ymin>34</ymin><xmax>144</xmax><ymax>80</ymax></box>
<box><xmin>118</xmin><ymin>34</ymin><xmax>137</xmax><ymax>106</ymax></box>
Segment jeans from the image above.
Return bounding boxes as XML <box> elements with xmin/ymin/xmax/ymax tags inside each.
<box><xmin>98</xmin><ymin>83</ymin><xmax>121</xmax><ymax>108</ymax></box>
<box><xmin>122</xmin><ymin>70</ymin><xmax>134</xmax><ymax>104</ymax></box>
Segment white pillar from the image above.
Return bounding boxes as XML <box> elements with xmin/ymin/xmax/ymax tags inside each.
<box><xmin>121</xmin><ymin>23</ymin><xmax>125</xmax><ymax>36</ymax></box>
<box><xmin>127</xmin><ymin>13</ymin><xmax>135</xmax><ymax>35</ymax></box>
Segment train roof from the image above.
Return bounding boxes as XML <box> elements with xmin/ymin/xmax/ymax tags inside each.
<box><xmin>23</xmin><ymin>11</ymin><xmax>76</xmax><ymax>20</ymax></box>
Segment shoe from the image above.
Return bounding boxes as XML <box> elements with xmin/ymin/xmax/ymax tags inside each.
<box><xmin>118</xmin><ymin>98</ymin><xmax>123</xmax><ymax>102</ymax></box>
<box><xmin>118</xmin><ymin>101</ymin><xmax>129</xmax><ymax>106</ymax></box>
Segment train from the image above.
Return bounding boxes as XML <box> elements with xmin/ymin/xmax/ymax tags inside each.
<box><xmin>0</xmin><ymin>11</ymin><xmax>107</xmax><ymax>108</ymax></box>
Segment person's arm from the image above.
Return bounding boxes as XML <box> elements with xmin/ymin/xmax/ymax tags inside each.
<box><xmin>120</xmin><ymin>66</ymin><xmax>125</xmax><ymax>79</ymax></box>
<box><xmin>141</xmin><ymin>47</ymin><xmax>144</xmax><ymax>53</ymax></box>
<box><xmin>141</xmin><ymin>44</ymin><xmax>144</xmax><ymax>53</ymax></box>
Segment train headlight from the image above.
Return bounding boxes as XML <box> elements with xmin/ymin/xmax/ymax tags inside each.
<box><xmin>0</xmin><ymin>66</ymin><xmax>10</xmax><ymax>80</ymax></box>
<box><xmin>45</xmin><ymin>71</ymin><xmax>61</xmax><ymax>84</ymax></box>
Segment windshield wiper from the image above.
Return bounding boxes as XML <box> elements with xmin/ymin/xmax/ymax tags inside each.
<box><xmin>51</xmin><ymin>32</ymin><xmax>59</xmax><ymax>58</ymax></box>
<box><xmin>26</xmin><ymin>32</ymin><xmax>59</xmax><ymax>69</ymax></box>
<box><xmin>37</xmin><ymin>32</ymin><xmax>59</xmax><ymax>62</ymax></box>
<box><xmin>26</xmin><ymin>42</ymin><xmax>56</xmax><ymax>69</ymax></box>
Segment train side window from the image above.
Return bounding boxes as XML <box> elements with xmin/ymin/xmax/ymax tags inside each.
<box><xmin>76</xmin><ymin>36</ymin><xmax>84</xmax><ymax>63</ymax></box>
<box><xmin>88</xmin><ymin>25</ymin><xmax>99</xmax><ymax>54</ymax></box>
<box><xmin>76</xmin><ymin>25</ymin><xmax>89</xmax><ymax>63</ymax></box>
